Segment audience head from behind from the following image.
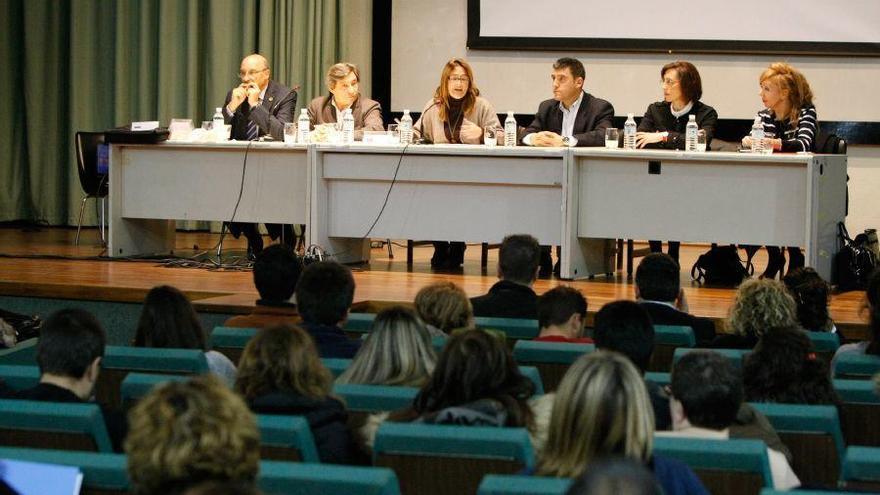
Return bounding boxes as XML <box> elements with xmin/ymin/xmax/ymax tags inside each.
<box><xmin>783</xmin><ymin>267</ymin><xmax>833</xmax><ymax>333</ymax></box>
<box><xmin>253</xmin><ymin>244</ymin><xmax>302</xmax><ymax>305</ymax></box>
<box><xmin>336</xmin><ymin>306</ymin><xmax>437</xmax><ymax>387</ymax></box>
<box><xmin>403</xmin><ymin>328</ymin><xmax>534</xmax><ymax>427</ymax></box>
<box><xmin>498</xmin><ymin>234</ymin><xmax>541</xmax><ymax>286</ymax></box>
<box><xmin>538</xmin><ymin>351</ymin><xmax>654</xmax><ymax>478</ymax></box>
<box><xmin>295</xmin><ymin>261</ymin><xmax>355</xmax><ymax>327</ymax></box>
<box><xmin>565</xmin><ymin>458</ymin><xmax>663</xmax><ymax>495</ymax></box>
<box><xmin>537</xmin><ymin>286</ymin><xmax>589</xmax><ymax>342</ymax></box>
<box><xmin>635</xmin><ymin>253</ymin><xmax>680</xmax><ymax>304</ymax></box>
<box><xmin>35</xmin><ymin>308</ymin><xmax>105</xmax><ymax>400</ymax></box>
<box><xmin>728</xmin><ymin>279</ymin><xmax>797</xmax><ymax>342</ymax></box>
<box><xmin>134</xmin><ymin>285</ymin><xmax>207</xmax><ymax>350</ymax></box>
<box><xmin>414</xmin><ymin>281</ymin><xmax>474</xmax><ymax>335</ymax></box>
<box><xmin>669</xmin><ymin>351</ymin><xmax>742</xmax><ymax>432</ymax></box>
<box><xmin>593</xmin><ymin>301</ymin><xmax>654</xmax><ymax>374</ymax></box>
<box><xmin>125</xmin><ymin>375</ymin><xmax>260</xmax><ymax>495</ymax></box>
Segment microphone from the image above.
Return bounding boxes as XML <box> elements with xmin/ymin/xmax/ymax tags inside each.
<box><xmin>414</xmin><ymin>100</ymin><xmax>439</xmax><ymax>145</ymax></box>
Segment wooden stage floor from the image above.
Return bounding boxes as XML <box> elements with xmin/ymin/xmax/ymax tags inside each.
<box><xmin>0</xmin><ymin>226</ymin><xmax>869</xmax><ymax>339</ymax></box>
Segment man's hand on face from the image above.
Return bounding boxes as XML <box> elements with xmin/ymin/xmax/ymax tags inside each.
<box><xmin>246</xmin><ymin>83</ymin><xmax>261</xmax><ymax>106</ymax></box>
<box><xmin>227</xmin><ymin>84</ymin><xmax>249</xmax><ymax>113</ymax></box>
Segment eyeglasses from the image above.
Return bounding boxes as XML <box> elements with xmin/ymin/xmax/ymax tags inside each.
<box><xmin>661</xmin><ymin>79</ymin><xmax>680</xmax><ymax>87</ymax></box>
<box><xmin>238</xmin><ymin>68</ymin><xmax>268</xmax><ymax>79</ymax></box>
<box><xmin>449</xmin><ymin>76</ymin><xmax>470</xmax><ymax>83</ymax></box>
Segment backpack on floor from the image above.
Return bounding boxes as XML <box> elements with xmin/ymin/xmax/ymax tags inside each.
<box><xmin>691</xmin><ymin>245</ymin><xmax>749</xmax><ymax>286</ymax></box>
<box><xmin>835</xmin><ymin>222</ymin><xmax>877</xmax><ymax>292</ymax></box>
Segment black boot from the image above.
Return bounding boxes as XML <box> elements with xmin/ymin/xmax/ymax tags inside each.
<box><xmin>761</xmin><ymin>246</ymin><xmax>785</xmax><ymax>279</ymax></box>
<box><xmin>786</xmin><ymin>247</ymin><xmax>805</xmax><ymax>275</ymax></box>
<box><xmin>431</xmin><ymin>242</ymin><xmax>449</xmax><ymax>268</ymax></box>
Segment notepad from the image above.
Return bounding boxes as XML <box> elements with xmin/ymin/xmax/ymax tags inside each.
<box><xmin>0</xmin><ymin>458</ymin><xmax>83</xmax><ymax>495</ymax></box>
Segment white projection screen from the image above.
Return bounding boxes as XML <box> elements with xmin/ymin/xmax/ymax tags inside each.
<box><xmin>468</xmin><ymin>0</ymin><xmax>880</xmax><ymax>55</ymax></box>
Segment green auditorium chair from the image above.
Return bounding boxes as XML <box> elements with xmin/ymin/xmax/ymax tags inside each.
<box><xmin>259</xmin><ymin>460</ymin><xmax>401</xmax><ymax>495</ymax></box>
<box><xmin>119</xmin><ymin>372</ymin><xmax>188</xmax><ymax>408</ymax></box>
<box><xmin>0</xmin><ymin>400</ymin><xmax>114</xmax><ymax>452</ymax></box>
<box><xmin>644</xmin><ymin>371</ymin><xmax>671</xmax><ymax>388</ymax></box>
<box><xmin>0</xmin><ymin>364</ymin><xmax>40</xmax><ymax>391</ymax></box>
<box><xmin>805</xmin><ymin>331</ymin><xmax>840</xmax><ymax>365</ymax></box>
<box><xmin>512</xmin><ymin>340</ymin><xmax>594</xmax><ymax>391</ymax></box>
<box><xmin>478</xmin><ymin>474</ymin><xmax>572</xmax><ymax>495</ymax></box>
<box><xmin>834</xmin><ymin>378</ymin><xmax>880</xmax><ymax>446</ymax></box>
<box><xmin>749</xmin><ymin>403</ymin><xmax>844</xmax><ymax>487</ymax></box>
<box><xmin>842</xmin><ymin>446</ymin><xmax>880</xmax><ymax>491</ymax></box>
<box><xmin>373</xmin><ymin>422</ymin><xmax>535</xmax><ymax>495</ymax></box>
<box><xmin>257</xmin><ymin>414</ymin><xmax>320</xmax><ymax>463</ymax></box>
<box><xmin>760</xmin><ymin>490</ymin><xmax>849</xmax><ymax>495</ymax></box>
<box><xmin>672</xmin><ymin>347</ymin><xmax>748</xmax><ymax>368</ymax></box>
<box><xmin>333</xmin><ymin>384</ymin><xmax>419</xmax><ymax>413</ymax></box>
<box><xmin>833</xmin><ymin>352</ymin><xmax>880</xmax><ymax>380</ymax></box>
<box><xmin>653</xmin><ymin>437</ymin><xmax>772</xmax><ymax>495</ymax></box>
<box><xmin>0</xmin><ymin>338</ymin><xmax>39</xmax><ymax>366</ymax></box>
<box><xmin>0</xmin><ymin>446</ymin><xmax>128</xmax><ymax>495</ymax></box>
<box><xmin>322</xmin><ymin>358</ymin><xmax>352</xmax><ymax>377</ymax></box>
<box><xmin>97</xmin><ymin>346</ymin><xmax>209</xmax><ymax>408</ymax></box>
<box><xmin>343</xmin><ymin>313</ymin><xmax>377</xmax><ymax>338</ymax></box>
<box><xmin>432</xmin><ymin>335</ymin><xmax>447</xmax><ymax>354</ymax></box>
<box><xmin>649</xmin><ymin>325</ymin><xmax>696</xmax><ymax>372</ymax></box>
<box><xmin>209</xmin><ymin>326</ymin><xmax>258</xmax><ymax>363</ymax></box>
<box><xmin>474</xmin><ymin>317</ymin><xmax>540</xmax><ymax>341</ymax></box>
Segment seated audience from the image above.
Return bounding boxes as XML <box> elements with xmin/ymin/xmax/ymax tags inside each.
<box><xmin>565</xmin><ymin>458</ymin><xmax>663</xmax><ymax>495</ymax></box>
<box><xmin>833</xmin><ymin>269</ymin><xmax>880</xmax><ymax>367</ymax></box>
<box><xmin>536</xmin><ymin>351</ymin><xmax>707</xmax><ymax>495</ymax></box>
<box><xmin>235</xmin><ymin>324</ymin><xmax>355</xmax><ymax>464</ymax></box>
<box><xmin>125</xmin><ymin>375</ymin><xmax>259</xmax><ymax>495</ymax></box>
<box><xmin>414</xmin><ymin>281</ymin><xmax>474</xmax><ymax>336</ymax></box>
<box><xmin>535</xmin><ymin>286</ymin><xmax>591</xmax><ymax>343</ymax></box>
<box><xmin>712</xmin><ymin>279</ymin><xmax>798</xmax><ymax>349</ymax></box>
<box><xmin>783</xmin><ymin>267</ymin><xmax>839</xmax><ymax>337</ymax></box>
<box><xmin>307</xmin><ymin>62</ymin><xmax>384</xmax><ymax>140</ymax></box>
<box><xmin>662</xmin><ymin>351</ymin><xmax>799</xmax><ymax>490</ymax></box>
<box><xmin>134</xmin><ymin>285</ymin><xmax>236</xmax><ymax>386</ymax></box>
<box><xmin>224</xmin><ymin>244</ymin><xmax>303</xmax><ymax>328</ymax></box>
<box><xmin>294</xmin><ymin>261</ymin><xmax>360</xmax><ymax>358</ymax></box>
<box><xmin>182</xmin><ymin>481</ymin><xmax>263</xmax><ymax>495</ymax></box>
<box><xmin>11</xmin><ymin>308</ymin><xmax>126</xmax><ymax>452</ymax></box>
<box><xmin>471</xmin><ymin>234</ymin><xmax>541</xmax><ymax>319</ymax></box>
<box><xmin>336</xmin><ymin>306</ymin><xmax>437</xmax><ymax>387</ymax></box>
<box><xmin>636</xmin><ymin>253</ymin><xmax>716</xmax><ymax>346</ymax></box>
<box><xmin>744</xmin><ymin>325</ymin><xmax>838</xmax><ymax>406</ymax></box>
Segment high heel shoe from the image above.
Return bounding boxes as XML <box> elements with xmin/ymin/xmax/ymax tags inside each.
<box><xmin>760</xmin><ymin>246</ymin><xmax>786</xmax><ymax>279</ymax></box>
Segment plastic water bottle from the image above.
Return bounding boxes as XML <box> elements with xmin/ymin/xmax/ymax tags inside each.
<box><xmin>623</xmin><ymin>113</ymin><xmax>637</xmax><ymax>150</ymax></box>
<box><xmin>297</xmin><ymin>109</ymin><xmax>311</xmax><ymax>144</ymax></box>
<box><xmin>750</xmin><ymin>117</ymin><xmax>764</xmax><ymax>153</ymax></box>
<box><xmin>504</xmin><ymin>111</ymin><xmax>517</xmax><ymax>146</ymax></box>
<box><xmin>685</xmin><ymin>115</ymin><xmax>698</xmax><ymax>151</ymax></box>
<box><xmin>341</xmin><ymin>109</ymin><xmax>355</xmax><ymax>144</ymax></box>
<box><xmin>399</xmin><ymin>109</ymin><xmax>413</xmax><ymax>144</ymax></box>
<box><xmin>212</xmin><ymin>107</ymin><xmax>226</xmax><ymax>141</ymax></box>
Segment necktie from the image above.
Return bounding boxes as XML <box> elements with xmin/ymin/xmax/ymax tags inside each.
<box><xmin>246</xmin><ymin>99</ymin><xmax>261</xmax><ymax>140</ymax></box>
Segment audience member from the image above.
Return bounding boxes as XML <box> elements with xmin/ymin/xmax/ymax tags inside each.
<box><xmin>414</xmin><ymin>281</ymin><xmax>474</xmax><ymax>336</ymax></box>
<box><xmin>235</xmin><ymin>324</ymin><xmax>355</xmax><ymax>464</ymax></box>
<box><xmin>662</xmin><ymin>351</ymin><xmax>799</xmax><ymax>490</ymax></box>
<box><xmin>535</xmin><ymin>286</ymin><xmax>591</xmax><ymax>343</ymax></box>
<box><xmin>635</xmin><ymin>253</ymin><xmax>716</xmax><ymax>346</ymax></box>
<box><xmin>294</xmin><ymin>261</ymin><xmax>360</xmax><ymax>358</ymax></box>
<box><xmin>336</xmin><ymin>306</ymin><xmax>436</xmax><ymax>387</ymax></box>
<box><xmin>182</xmin><ymin>481</ymin><xmax>263</xmax><ymax>495</ymax></box>
<box><xmin>832</xmin><ymin>269</ymin><xmax>880</xmax><ymax>367</ymax></box>
<box><xmin>134</xmin><ymin>285</ymin><xmax>236</xmax><ymax>386</ymax></box>
<box><xmin>783</xmin><ymin>267</ymin><xmax>836</xmax><ymax>334</ymax></box>
<box><xmin>713</xmin><ymin>279</ymin><xmax>797</xmax><ymax>349</ymax></box>
<box><xmin>125</xmin><ymin>375</ymin><xmax>259</xmax><ymax>495</ymax></box>
<box><xmin>224</xmin><ymin>244</ymin><xmax>303</xmax><ymax>328</ymax></box>
<box><xmin>471</xmin><ymin>234</ymin><xmax>541</xmax><ymax>319</ymax></box>
<box><xmin>565</xmin><ymin>458</ymin><xmax>663</xmax><ymax>495</ymax></box>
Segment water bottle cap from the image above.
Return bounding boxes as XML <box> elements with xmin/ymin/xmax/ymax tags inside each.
<box><xmin>754</xmin><ymin>116</ymin><xmax>762</xmax><ymax>124</ymax></box>
<box><xmin>508</xmin><ymin>111</ymin><xmax>514</xmax><ymax>116</ymax></box>
<box><xmin>627</xmin><ymin>113</ymin><xmax>634</xmax><ymax>118</ymax></box>
<box><xmin>215</xmin><ymin>107</ymin><xmax>222</xmax><ymax>113</ymax></box>
<box><xmin>301</xmin><ymin>108</ymin><xmax>308</xmax><ymax>115</ymax></box>
<box><xmin>403</xmin><ymin>109</ymin><xmax>410</xmax><ymax>115</ymax></box>
<box><xmin>689</xmin><ymin>114</ymin><xmax>696</xmax><ymax>120</ymax></box>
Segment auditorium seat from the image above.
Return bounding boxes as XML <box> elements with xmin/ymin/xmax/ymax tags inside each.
<box><xmin>257</xmin><ymin>414</ymin><xmax>321</xmax><ymax>463</ymax></box>
<box><xmin>0</xmin><ymin>338</ymin><xmax>38</xmax><ymax>366</ymax></box>
<box><xmin>333</xmin><ymin>384</ymin><xmax>419</xmax><ymax>414</ymax></box>
<box><xmin>673</xmin><ymin>348</ymin><xmax>748</xmax><ymax>369</ymax></box>
<box><xmin>97</xmin><ymin>346</ymin><xmax>209</xmax><ymax>408</ymax></box>
<box><xmin>0</xmin><ymin>446</ymin><xmax>128</xmax><ymax>495</ymax></box>
<box><xmin>0</xmin><ymin>364</ymin><xmax>40</xmax><ymax>391</ymax></box>
<box><xmin>209</xmin><ymin>326</ymin><xmax>258</xmax><ymax>363</ymax></box>
<box><xmin>653</xmin><ymin>437</ymin><xmax>772</xmax><ymax>495</ymax></box>
<box><xmin>373</xmin><ymin>422</ymin><xmax>534</xmax><ymax>495</ymax></box>
<box><xmin>512</xmin><ymin>340</ymin><xmax>594</xmax><ymax>391</ymax></box>
<box><xmin>749</xmin><ymin>403</ymin><xmax>844</xmax><ymax>487</ymax></box>
<box><xmin>259</xmin><ymin>459</ymin><xmax>401</xmax><ymax>495</ymax></box>
<box><xmin>760</xmin><ymin>490</ymin><xmax>848</xmax><ymax>495</ymax></box>
<box><xmin>322</xmin><ymin>358</ymin><xmax>352</xmax><ymax>377</ymax></box>
<box><xmin>478</xmin><ymin>474</ymin><xmax>572</xmax><ymax>495</ymax></box>
<box><xmin>644</xmin><ymin>371</ymin><xmax>671</xmax><ymax>388</ymax></box>
<box><xmin>842</xmin><ymin>446</ymin><xmax>880</xmax><ymax>491</ymax></box>
<box><xmin>833</xmin><ymin>353</ymin><xmax>880</xmax><ymax>380</ymax></box>
<box><xmin>474</xmin><ymin>316</ymin><xmax>540</xmax><ymax>342</ymax></box>
<box><xmin>120</xmin><ymin>372</ymin><xmax>188</xmax><ymax>408</ymax></box>
<box><xmin>834</xmin><ymin>378</ymin><xmax>880</xmax><ymax>446</ymax></box>
<box><xmin>649</xmin><ymin>325</ymin><xmax>696</xmax><ymax>372</ymax></box>
<box><xmin>344</xmin><ymin>313</ymin><xmax>376</xmax><ymax>339</ymax></box>
<box><xmin>0</xmin><ymin>399</ymin><xmax>114</xmax><ymax>452</ymax></box>
<box><xmin>805</xmin><ymin>331</ymin><xmax>840</xmax><ymax>365</ymax></box>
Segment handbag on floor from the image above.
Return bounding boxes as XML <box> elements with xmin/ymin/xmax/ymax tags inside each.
<box><xmin>0</xmin><ymin>308</ymin><xmax>42</xmax><ymax>348</ymax></box>
<box><xmin>691</xmin><ymin>245</ymin><xmax>749</xmax><ymax>287</ymax></box>
<box><xmin>835</xmin><ymin>222</ymin><xmax>877</xmax><ymax>292</ymax></box>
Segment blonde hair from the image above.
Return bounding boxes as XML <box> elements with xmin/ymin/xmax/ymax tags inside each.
<box><xmin>414</xmin><ymin>281</ymin><xmax>473</xmax><ymax>333</ymax></box>
<box><xmin>537</xmin><ymin>351</ymin><xmax>654</xmax><ymax>478</ymax></box>
<box><xmin>235</xmin><ymin>325</ymin><xmax>332</xmax><ymax>401</ymax></box>
<box><xmin>326</xmin><ymin>62</ymin><xmax>360</xmax><ymax>91</ymax></box>
<box><xmin>125</xmin><ymin>375</ymin><xmax>260</xmax><ymax>495</ymax></box>
<box><xmin>760</xmin><ymin>62</ymin><xmax>814</xmax><ymax>124</ymax></box>
<box><xmin>336</xmin><ymin>306</ymin><xmax>437</xmax><ymax>387</ymax></box>
<box><xmin>728</xmin><ymin>279</ymin><xmax>798</xmax><ymax>339</ymax></box>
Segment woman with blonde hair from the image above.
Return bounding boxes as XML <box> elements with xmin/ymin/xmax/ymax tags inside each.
<box><xmin>125</xmin><ymin>375</ymin><xmax>260</xmax><ymax>495</ymax></box>
<box><xmin>712</xmin><ymin>278</ymin><xmax>798</xmax><ymax>349</ymax></box>
<box><xmin>307</xmin><ymin>62</ymin><xmax>384</xmax><ymax>139</ymax></box>
<box><xmin>235</xmin><ymin>324</ymin><xmax>354</xmax><ymax>464</ymax></box>
<box><xmin>336</xmin><ymin>306</ymin><xmax>437</xmax><ymax>387</ymax></box>
<box><xmin>537</xmin><ymin>351</ymin><xmax>706</xmax><ymax>494</ymax></box>
<box><xmin>414</xmin><ymin>281</ymin><xmax>474</xmax><ymax>336</ymax></box>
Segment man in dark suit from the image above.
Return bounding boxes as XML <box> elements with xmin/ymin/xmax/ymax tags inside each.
<box><xmin>471</xmin><ymin>234</ymin><xmax>540</xmax><ymax>319</ymax></box>
<box><xmin>222</xmin><ymin>53</ymin><xmax>298</xmax><ymax>256</ymax></box>
<box><xmin>522</xmin><ymin>57</ymin><xmax>614</xmax><ymax>274</ymax></box>
<box><xmin>636</xmin><ymin>253</ymin><xmax>716</xmax><ymax>347</ymax></box>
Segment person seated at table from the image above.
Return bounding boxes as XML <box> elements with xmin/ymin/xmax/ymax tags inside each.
<box><xmin>741</xmin><ymin>62</ymin><xmax>817</xmax><ymax>278</ymax></box>
<box><xmin>224</xmin><ymin>244</ymin><xmax>303</xmax><ymax>329</ymax></box>
<box><xmin>636</xmin><ymin>61</ymin><xmax>718</xmax><ymax>262</ymax></box>
<box><xmin>307</xmin><ymin>62</ymin><xmax>384</xmax><ymax>140</ymax></box>
<box><xmin>471</xmin><ymin>234</ymin><xmax>541</xmax><ymax>320</ymax></box>
<box><xmin>414</xmin><ymin>58</ymin><xmax>501</xmax><ymax>269</ymax></box>
<box><xmin>522</xmin><ymin>57</ymin><xmax>614</xmax><ymax>275</ymax></box>
<box><xmin>535</xmin><ymin>286</ymin><xmax>592</xmax><ymax>344</ymax></box>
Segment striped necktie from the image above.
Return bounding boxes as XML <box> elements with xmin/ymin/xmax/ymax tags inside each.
<box><xmin>246</xmin><ymin>99</ymin><xmax>261</xmax><ymax>140</ymax></box>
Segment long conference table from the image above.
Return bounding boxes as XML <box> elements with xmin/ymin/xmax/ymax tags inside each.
<box><xmin>108</xmin><ymin>141</ymin><xmax>846</xmax><ymax>281</ymax></box>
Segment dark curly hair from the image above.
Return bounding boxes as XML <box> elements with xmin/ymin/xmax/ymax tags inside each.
<box><xmin>783</xmin><ymin>267</ymin><xmax>832</xmax><ymax>332</ymax></box>
<box><xmin>743</xmin><ymin>326</ymin><xmax>838</xmax><ymax>405</ymax></box>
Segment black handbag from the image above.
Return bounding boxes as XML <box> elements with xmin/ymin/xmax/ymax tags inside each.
<box><xmin>834</xmin><ymin>222</ymin><xmax>877</xmax><ymax>292</ymax></box>
<box><xmin>691</xmin><ymin>245</ymin><xmax>749</xmax><ymax>286</ymax></box>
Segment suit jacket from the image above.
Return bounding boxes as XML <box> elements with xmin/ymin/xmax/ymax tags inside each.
<box><xmin>523</xmin><ymin>91</ymin><xmax>614</xmax><ymax>147</ymax></box>
<box><xmin>307</xmin><ymin>95</ymin><xmax>384</xmax><ymax>140</ymax></box>
<box><xmin>639</xmin><ymin>301</ymin><xmax>717</xmax><ymax>347</ymax></box>
<box><xmin>470</xmin><ymin>280</ymin><xmax>538</xmax><ymax>319</ymax></box>
<box><xmin>223</xmin><ymin>79</ymin><xmax>296</xmax><ymax>141</ymax></box>
<box><xmin>637</xmin><ymin>100</ymin><xmax>718</xmax><ymax>150</ymax></box>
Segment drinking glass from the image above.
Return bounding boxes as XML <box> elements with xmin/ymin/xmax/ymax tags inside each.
<box><xmin>484</xmin><ymin>127</ymin><xmax>497</xmax><ymax>147</ymax></box>
<box><xmin>387</xmin><ymin>124</ymin><xmax>400</xmax><ymax>143</ymax></box>
<box><xmin>762</xmin><ymin>132</ymin><xmax>776</xmax><ymax>155</ymax></box>
<box><xmin>696</xmin><ymin>130</ymin><xmax>707</xmax><ymax>152</ymax></box>
<box><xmin>605</xmin><ymin>128</ymin><xmax>620</xmax><ymax>149</ymax></box>
<box><xmin>169</xmin><ymin>119</ymin><xmax>194</xmax><ymax>141</ymax></box>
<box><xmin>201</xmin><ymin>121</ymin><xmax>213</xmax><ymax>132</ymax></box>
<box><xmin>284</xmin><ymin>122</ymin><xmax>297</xmax><ymax>145</ymax></box>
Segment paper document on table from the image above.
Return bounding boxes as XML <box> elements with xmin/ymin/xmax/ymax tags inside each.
<box><xmin>131</xmin><ymin>121</ymin><xmax>160</xmax><ymax>131</ymax></box>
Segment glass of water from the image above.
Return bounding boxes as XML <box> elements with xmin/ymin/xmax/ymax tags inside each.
<box><xmin>201</xmin><ymin>121</ymin><xmax>213</xmax><ymax>132</ymax></box>
<box><xmin>696</xmin><ymin>130</ymin><xmax>707</xmax><ymax>152</ymax></box>
<box><xmin>761</xmin><ymin>132</ymin><xmax>775</xmax><ymax>155</ymax></box>
<box><xmin>387</xmin><ymin>124</ymin><xmax>399</xmax><ymax>143</ymax></box>
<box><xmin>283</xmin><ymin>122</ymin><xmax>297</xmax><ymax>145</ymax></box>
<box><xmin>484</xmin><ymin>127</ymin><xmax>497</xmax><ymax>147</ymax></box>
<box><xmin>605</xmin><ymin>128</ymin><xmax>620</xmax><ymax>149</ymax></box>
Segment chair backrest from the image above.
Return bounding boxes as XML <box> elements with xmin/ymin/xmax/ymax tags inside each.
<box><xmin>474</xmin><ymin>317</ymin><xmax>540</xmax><ymax>340</ymax></box>
<box><xmin>673</xmin><ymin>347</ymin><xmax>747</xmax><ymax>368</ymax></box>
<box><xmin>815</xmin><ymin>132</ymin><xmax>847</xmax><ymax>155</ymax></box>
<box><xmin>843</xmin><ymin>446</ymin><xmax>880</xmax><ymax>491</ymax></box>
<box><xmin>97</xmin><ymin>346</ymin><xmax>209</xmax><ymax>408</ymax></box>
<box><xmin>333</xmin><ymin>384</ymin><xmax>419</xmax><ymax>413</ymax></box>
<box><xmin>518</xmin><ymin>365</ymin><xmax>544</xmax><ymax>395</ymax></box>
<box><xmin>322</xmin><ymin>358</ymin><xmax>352</xmax><ymax>377</ymax></box>
<box><xmin>344</xmin><ymin>313</ymin><xmax>377</xmax><ymax>338</ymax></box>
<box><xmin>119</xmin><ymin>373</ymin><xmax>189</xmax><ymax>409</ymax></box>
<box><xmin>834</xmin><ymin>378</ymin><xmax>880</xmax><ymax>447</ymax></box>
<box><xmin>432</xmin><ymin>335</ymin><xmax>447</xmax><ymax>354</ymax></box>
<box><xmin>209</xmin><ymin>326</ymin><xmax>258</xmax><ymax>364</ymax></box>
<box><xmin>75</xmin><ymin>131</ymin><xmax>108</xmax><ymax>197</ymax></box>
<box><xmin>644</xmin><ymin>371</ymin><xmax>671</xmax><ymax>388</ymax></box>
<box><xmin>0</xmin><ymin>365</ymin><xmax>40</xmax><ymax>391</ymax></box>
<box><xmin>0</xmin><ymin>446</ymin><xmax>128</xmax><ymax>494</ymax></box>
<box><xmin>257</xmin><ymin>414</ymin><xmax>320</xmax><ymax>463</ymax></box>
<box><xmin>833</xmin><ymin>352</ymin><xmax>880</xmax><ymax>380</ymax></box>
<box><xmin>0</xmin><ymin>399</ymin><xmax>114</xmax><ymax>452</ymax></box>
<box><xmin>760</xmin><ymin>490</ymin><xmax>850</xmax><ymax>495</ymax></box>
<box><xmin>260</xmin><ymin>460</ymin><xmax>401</xmax><ymax>495</ymax></box>
<box><xmin>478</xmin><ymin>474</ymin><xmax>572</xmax><ymax>495</ymax></box>
<box><xmin>373</xmin><ymin>422</ymin><xmax>535</xmax><ymax>495</ymax></box>
<box><xmin>806</xmin><ymin>331</ymin><xmax>841</xmax><ymax>366</ymax></box>
<box><xmin>0</xmin><ymin>337</ymin><xmax>39</xmax><ymax>365</ymax></box>
<box><xmin>653</xmin><ymin>437</ymin><xmax>772</xmax><ymax>495</ymax></box>
<box><xmin>749</xmin><ymin>402</ymin><xmax>844</xmax><ymax>487</ymax></box>
<box><xmin>512</xmin><ymin>340</ymin><xmax>595</xmax><ymax>391</ymax></box>
<box><xmin>649</xmin><ymin>325</ymin><xmax>696</xmax><ymax>372</ymax></box>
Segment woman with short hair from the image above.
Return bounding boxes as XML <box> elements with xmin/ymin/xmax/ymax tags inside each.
<box><xmin>414</xmin><ymin>281</ymin><xmax>474</xmax><ymax>336</ymax></box>
<box><xmin>713</xmin><ymin>278</ymin><xmax>798</xmax><ymax>349</ymax></box>
<box><xmin>307</xmin><ymin>62</ymin><xmax>384</xmax><ymax>140</ymax></box>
